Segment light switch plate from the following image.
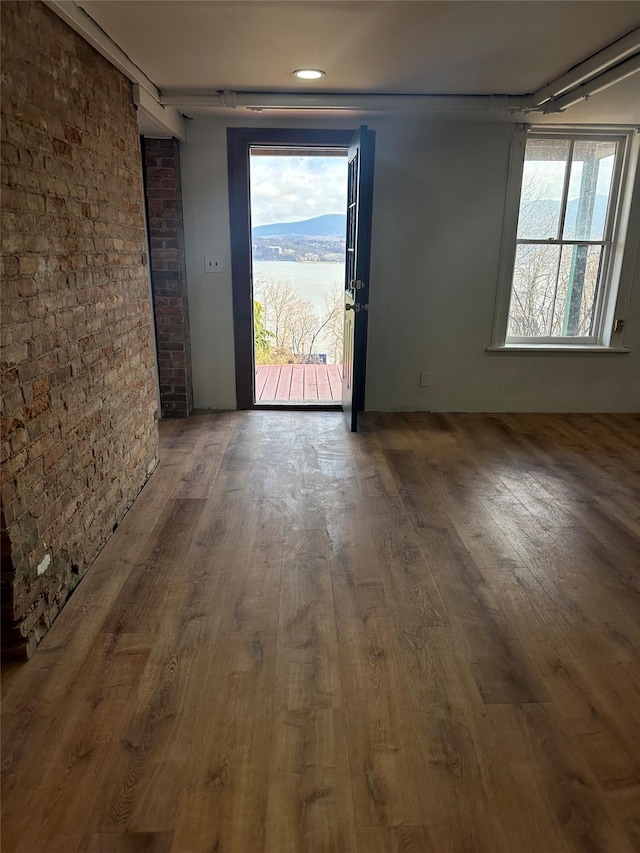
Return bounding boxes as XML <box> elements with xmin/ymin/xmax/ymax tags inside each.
<box><xmin>205</xmin><ymin>255</ymin><xmax>223</xmax><ymax>273</ymax></box>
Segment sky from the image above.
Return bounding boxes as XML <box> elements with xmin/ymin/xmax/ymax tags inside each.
<box><xmin>522</xmin><ymin>153</ymin><xmax>615</xmax><ymax>202</ymax></box>
<box><xmin>249</xmin><ymin>154</ymin><xmax>348</xmax><ymax>227</ymax></box>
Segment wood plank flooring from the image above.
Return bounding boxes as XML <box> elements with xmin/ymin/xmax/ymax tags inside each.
<box><xmin>2</xmin><ymin>411</ymin><xmax>640</xmax><ymax>853</ymax></box>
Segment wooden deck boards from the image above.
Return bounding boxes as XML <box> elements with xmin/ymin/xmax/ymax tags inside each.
<box><xmin>2</xmin><ymin>411</ymin><xmax>640</xmax><ymax>853</ymax></box>
<box><xmin>255</xmin><ymin>364</ymin><xmax>342</xmax><ymax>402</ymax></box>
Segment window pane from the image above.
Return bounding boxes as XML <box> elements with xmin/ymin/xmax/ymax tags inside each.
<box><xmin>551</xmin><ymin>244</ymin><xmax>605</xmax><ymax>336</ymax></box>
<box><xmin>507</xmin><ymin>243</ymin><xmax>605</xmax><ymax>339</ymax></box>
<box><xmin>507</xmin><ymin>243</ymin><xmax>561</xmax><ymax>337</ymax></box>
<box><xmin>563</xmin><ymin>141</ymin><xmax>617</xmax><ymax>241</ymax></box>
<box><xmin>516</xmin><ymin>139</ymin><xmax>570</xmax><ymax>240</ymax></box>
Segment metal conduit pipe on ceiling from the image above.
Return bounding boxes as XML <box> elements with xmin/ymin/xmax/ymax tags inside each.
<box><xmin>529</xmin><ymin>26</ymin><xmax>640</xmax><ymax>107</ymax></box>
<box><xmin>160</xmin><ymin>62</ymin><xmax>640</xmax><ymax>114</ymax></box>
<box><xmin>543</xmin><ymin>53</ymin><xmax>640</xmax><ymax>113</ymax></box>
<box><xmin>159</xmin><ymin>92</ymin><xmax>533</xmax><ymax>113</ymax></box>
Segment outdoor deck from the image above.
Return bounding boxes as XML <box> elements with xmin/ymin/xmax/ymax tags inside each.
<box><xmin>255</xmin><ymin>363</ymin><xmax>342</xmax><ymax>403</ymax></box>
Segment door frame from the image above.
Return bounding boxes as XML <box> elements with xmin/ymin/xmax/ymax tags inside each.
<box><xmin>227</xmin><ymin>127</ymin><xmax>354</xmax><ymax>409</ymax></box>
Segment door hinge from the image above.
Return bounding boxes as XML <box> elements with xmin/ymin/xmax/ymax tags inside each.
<box><xmin>350</xmin><ymin>279</ymin><xmax>366</xmax><ymax>291</ymax></box>
<box><xmin>613</xmin><ymin>318</ymin><xmax>624</xmax><ymax>333</ymax></box>
<box><xmin>345</xmin><ymin>302</ymin><xmax>369</xmax><ymax>313</ymax></box>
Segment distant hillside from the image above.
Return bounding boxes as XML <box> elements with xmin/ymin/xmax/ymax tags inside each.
<box><xmin>253</xmin><ymin>213</ymin><xmax>346</xmax><ymax>237</ymax></box>
<box><xmin>519</xmin><ymin>196</ymin><xmax>609</xmax><ymax>239</ymax></box>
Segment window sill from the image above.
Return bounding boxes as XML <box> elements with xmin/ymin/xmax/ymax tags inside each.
<box><xmin>486</xmin><ymin>344</ymin><xmax>631</xmax><ymax>354</ymax></box>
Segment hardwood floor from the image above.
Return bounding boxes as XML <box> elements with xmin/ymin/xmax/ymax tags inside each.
<box><xmin>2</xmin><ymin>411</ymin><xmax>640</xmax><ymax>853</ymax></box>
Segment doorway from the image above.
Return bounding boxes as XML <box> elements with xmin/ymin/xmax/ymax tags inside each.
<box><xmin>227</xmin><ymin>125</ymin><xmax>375</xmax><ymax>432</ymax></box>
<box><xmin>228</xmin><ymin>129</ymin><xmax>354</xmax><ymax>410</ymax></box>
<box><xmin>250</xmin><ymin>146</ymin><xmax>348</xmax><ymax>405</ymax></box>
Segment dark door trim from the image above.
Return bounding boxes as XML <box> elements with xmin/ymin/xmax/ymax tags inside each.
<box><xmin>227</xmin><ymin>127</ymin><xmax>354</xmax><ymax>409</ymax></box>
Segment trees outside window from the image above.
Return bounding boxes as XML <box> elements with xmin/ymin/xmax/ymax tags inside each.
<box><xmin>253</xmin><ymin>280</ymin><xmax>343</xmax><ymax>365</ymax></box>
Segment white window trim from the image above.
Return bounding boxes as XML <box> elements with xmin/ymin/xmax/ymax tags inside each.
<box><xmin>489</xmin><ymin>125</ymin><xmax>639</xmax><ymax>353</ymax></box>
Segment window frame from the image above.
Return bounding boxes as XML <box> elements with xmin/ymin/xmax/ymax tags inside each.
<box><xmin>490</xmin><ymin>125</ymin><xmax>637</xmax><ymax>351</ymax></box>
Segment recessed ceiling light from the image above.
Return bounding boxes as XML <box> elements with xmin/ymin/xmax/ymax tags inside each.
<box><xmin>293</xmin><ymin>69</ymin><xmax>325</xmax><ymax>80</ymax></box>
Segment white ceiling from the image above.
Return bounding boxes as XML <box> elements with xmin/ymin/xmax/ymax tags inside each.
<box><xmin>78</xmin><ymin>1</ymin><xmax>640</xmax><ymax>123</ymax></box>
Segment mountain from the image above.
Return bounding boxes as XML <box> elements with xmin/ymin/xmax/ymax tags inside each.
<box><xmin>519</xmin><ymin>196</ymin><xmax>609</xmax><ymax>239</ymax></box>
<box><xmin>253</xmin><ymin>213</ymin><xmax>346</xmax><ymax>238</ymax></box>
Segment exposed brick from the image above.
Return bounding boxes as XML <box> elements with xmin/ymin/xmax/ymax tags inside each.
<box><xmin>63</xmin><ymin>125</ymin><xmax>83</xmax><ymax>146</ymax></box>
<box><xmin>142</xmin><ymin>137</ymin><xmax>193</xmax><ymax>418</ymax></box>
<box><xmin>1</xmin><ymin>1</ymin><xmax>159</xmax><ymax>659</ymax></box>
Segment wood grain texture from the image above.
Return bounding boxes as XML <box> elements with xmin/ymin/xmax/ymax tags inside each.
<box><xmin>2</xmin><ymin>411</ymin><xmax>639</xmax><ymax>853</ymax></box>
<box><xmin>265</xmin><ymin>709</ymin><xmax>357</xmax><ymax>853</ymax></box>
<box><xmin>78</xmin><ymin>831</ymin><xmax>173</xmax><ymax>852</ymax></box>
<box><xmin>276</xmin><ymin>530</ymin><xmax>341</xmax><ymax>711</ymax></box>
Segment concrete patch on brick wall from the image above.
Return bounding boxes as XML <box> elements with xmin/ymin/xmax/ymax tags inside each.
<box><xmin>36</xmin><ymin>553</ymin><xmax>51</xmax><ymax>576</ymax></box>
<box><xmin>0</xmin><ymin>1</ymin><xmax>159</xmax><ymax>659</ymax></box>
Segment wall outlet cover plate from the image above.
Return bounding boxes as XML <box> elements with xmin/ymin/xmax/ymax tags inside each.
<box><xmin>205</xmin><ymin>255</ymin><xmax>223</xmax><ymax>273</ymax></box>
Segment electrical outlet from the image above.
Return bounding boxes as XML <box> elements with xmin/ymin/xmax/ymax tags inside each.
<box><xmin>420</xmin><ymin>371</ymin><xmax>431</xmax><ymax>387</ymax></box>
<box><xmin>205</xmin><ymin>255</ymin><xmax>223</xmax><ymax>273</ymax></box>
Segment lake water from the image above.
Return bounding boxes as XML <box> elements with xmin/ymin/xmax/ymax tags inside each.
<box><xmin>253</xmin><ymin>260</ymin><xmax>345</xmax><ymax>363</ymax></box>
<box><xmin>253</xmin><ymin>260</ymin><xmax>344</xmax><ymax>313</ymax></box>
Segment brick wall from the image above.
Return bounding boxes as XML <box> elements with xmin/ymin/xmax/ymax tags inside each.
<box><xmin>0</xmin><ymin>1</ymin><xmax>159</xmax><ymax>659</ymax></box>
<box><xmin>143</xmin><ymin>138</ymin><xmax>193</xmax><ymax>417</ymax></box>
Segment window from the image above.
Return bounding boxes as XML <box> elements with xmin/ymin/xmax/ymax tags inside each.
<box><xmin>491</xmin><ymin>128</ymin><xmax>637</xmax><ymax>350</ymax></box>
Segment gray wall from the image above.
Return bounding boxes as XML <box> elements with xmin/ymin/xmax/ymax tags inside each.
<box><xmin>180</xmin><ymin>114</ymin><xmax>640</xmax><ymax>412</ymax></box>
